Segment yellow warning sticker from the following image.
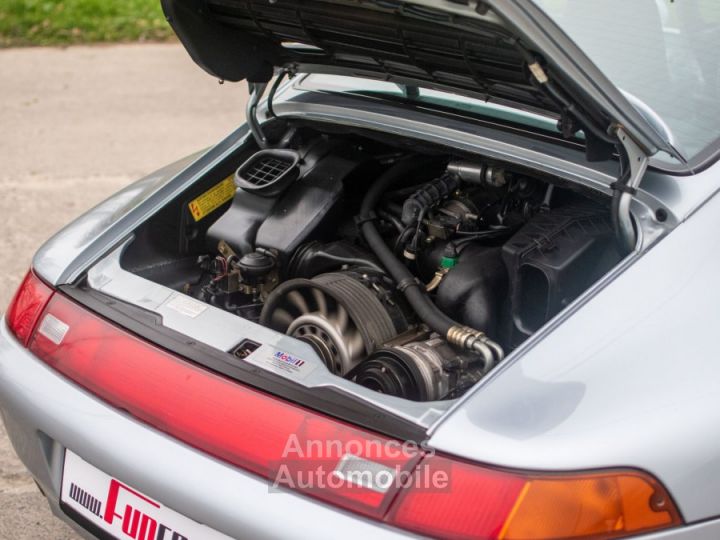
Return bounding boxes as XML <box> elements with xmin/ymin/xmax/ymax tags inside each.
<box><xmin>188</xmin><ymin>176</ymin><xmax>235</xmax><ymax>222</ymax></box>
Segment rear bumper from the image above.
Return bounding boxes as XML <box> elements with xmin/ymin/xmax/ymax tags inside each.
<box><xmin>0</xmin><ymin>320</ymin><xmax>415</xmax><ymax>540</ymax></box>
<box><xmin>3</xmin><ymin>319</ymin><xmax>720</xmax><ymax>540</ymax></box>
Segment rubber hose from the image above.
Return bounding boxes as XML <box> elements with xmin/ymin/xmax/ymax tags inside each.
<box><xmin>359</xmin><ymin>158</ymin><xmax>457</xmax><ymax>336</ymax></box>
<box><xmin>314</xmin><ymin>251</ymin><xmax>386</xmax><ymax>275</ymax></box>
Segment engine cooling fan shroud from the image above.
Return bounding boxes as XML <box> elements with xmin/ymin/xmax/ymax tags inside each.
<box><xmin>259</xmin><ymin>272</ymin><xmax>405</xmax><ymax>375</ymax></box>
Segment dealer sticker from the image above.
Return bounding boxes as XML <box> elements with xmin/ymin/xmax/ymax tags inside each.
<box><xmin>164</xmin><ymin>294</ymin><xmax>208</xmax><ymax>318</ymax></box>
<box><xmin>61</xmin><ymin>451</ymin><xmax>233</xmax><ymax>540</ymax></box>
<box><xmin>243</xmin><ymin>345</ymin><xmax>318</xmax><ymax>381</ymax></box>
<box><xmin>187</xmin><ymin>176</ymin><xmax>235</xmax><ymax>222</ymax></box>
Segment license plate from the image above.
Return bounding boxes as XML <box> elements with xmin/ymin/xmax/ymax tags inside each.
<box><xmin>61</xmin><ymin>451</ymin><xmax>233</xmax><ymax>540</ymax></box>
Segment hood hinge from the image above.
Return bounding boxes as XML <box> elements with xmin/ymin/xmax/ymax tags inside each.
<box><xmin>247</xmin><ymin>81</ymin><xmax>270</xmax><ymax>149</ymax></box>
<box><xmin>247</xmin><ymin>70</ymin><xmax>294</xmax><ymax>149</ymax></box>
<box><xmin>612</xmin><ymin>127</ymin><xmax>649</xmax><ymax>253</ymax></box>
<box><xmin>515</xmin><ymin>46</ymin><xmax>617</xmax><ymax>161</ymax></box>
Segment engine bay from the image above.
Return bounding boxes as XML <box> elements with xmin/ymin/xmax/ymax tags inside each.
<box><xmin>122</xmin><ymin>126</ymin><xmax>621</xmax><ymax>402</ymax></box>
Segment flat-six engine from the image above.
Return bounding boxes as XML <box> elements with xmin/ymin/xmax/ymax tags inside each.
<box><xmin>159</xmin><ymin>132</ymin><xmax>619</xmax><ymax>402</ymax></box>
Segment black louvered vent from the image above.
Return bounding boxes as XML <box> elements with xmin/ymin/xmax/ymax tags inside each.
<box><xmin>244</xmin><ymin>155</ymin><xmax>293</xmax><ymax>187</ymax></box>
<box><xmin>235</xmin><ymin>149</ymin><xmax>300</xmax><ymax>197</ymax></box>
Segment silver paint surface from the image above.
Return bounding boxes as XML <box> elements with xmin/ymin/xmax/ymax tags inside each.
<box><xmin>9</xmin><ymin>74</ymin><xmax>720</xmax><ymax>532</ymax></box>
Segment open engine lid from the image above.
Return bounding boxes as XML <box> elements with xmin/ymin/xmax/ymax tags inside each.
<box><xmin>162</xmin><ymin>0</ymin><xmax>684</xmax><ymax>163</ymax></box>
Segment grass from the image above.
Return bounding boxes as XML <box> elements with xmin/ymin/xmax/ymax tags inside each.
<box><xmin>0</xmin><ymin>0</ymin><xmax>174</xmax><ymax>47</ymax></box>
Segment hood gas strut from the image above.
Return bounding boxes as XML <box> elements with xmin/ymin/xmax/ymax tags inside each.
<box><xmin>246</xmin><ymin>70</ymin><xmax>292</xmax><ymax>149</ymax></box>
<box><xmin>246</xmin><ymin>81</ymin><xmax>270</xmax><ymax>149</ymax></box>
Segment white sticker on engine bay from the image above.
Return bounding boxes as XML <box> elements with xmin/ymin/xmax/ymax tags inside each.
<box><xmin>163</xmin><ymin>293</ymin><xmax>208</xmax><ymax>318</ymax></box>
<box><xmin>244</xmin><ymin>345</ymin><xmax>318</xmax><ymax>381</ymax></box>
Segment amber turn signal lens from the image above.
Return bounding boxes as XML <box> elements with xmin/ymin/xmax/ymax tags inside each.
<box><xmin>499</xmin><ymin>470</ymin><xmax>682</xmax><ymax>539</ymax></box>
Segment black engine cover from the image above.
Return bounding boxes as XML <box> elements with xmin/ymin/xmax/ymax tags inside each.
<box><xmin>502</xmin><ymin>204</ymin><xmax>618</xmax><ymax>344</ymax></box>
<box><xmin>435</xmin><ymin>245</ymin><xmax>508</xmax><ymax>337</ymax></box>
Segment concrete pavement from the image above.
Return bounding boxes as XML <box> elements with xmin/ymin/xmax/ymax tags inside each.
<box><xmin>0</xmin><ymin>42</ymin><xmax>248</xmax><ymax>539</ymax></box>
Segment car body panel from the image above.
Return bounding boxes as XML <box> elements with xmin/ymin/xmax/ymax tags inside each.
<box><xmin>2</xmin><ymin>315</ymin><xmax>720</xmax><ymax>537</ymax></box>
<box><xmin>0</xmin><ymin>323</ymin><xmax>419</xmax><ymax>540</ymax></box>
<box><xmin>5</xmin><ymin>75</ymin><xmax>720</xmax><ymax>535</ymax></box>
<box><xmin>33</xmin><ymin>126</ymin><xmax>250</xmax><ymax>287</ymax></box>
<box><xmin>429</xmin><ymin>182</ymin><xmax>720</xmax><ymax>523</ymax></box>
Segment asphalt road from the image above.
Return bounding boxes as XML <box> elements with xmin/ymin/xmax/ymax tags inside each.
<box><xmin>0</xmin><ymin>43</ymin><xmax>247</xmax><ymax>539</ymax></box>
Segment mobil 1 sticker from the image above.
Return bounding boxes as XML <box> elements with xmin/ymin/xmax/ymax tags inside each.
<box><xmin>243</xmin><ymin>344</ymin><xmax>318</xmax><ymax>381</ymax></box>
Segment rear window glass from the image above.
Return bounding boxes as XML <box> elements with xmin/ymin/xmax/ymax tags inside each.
<box><xmin>535</xmin><ymin>0</ymin><xmax>720</xmax><ymax>164</ymax></box>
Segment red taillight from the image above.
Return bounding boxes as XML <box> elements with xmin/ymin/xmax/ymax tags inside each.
<box><xmin>5</xmin><ymin>270</ymin><xmax>54</xmax><ymax>346</ymax></box>
<box><xmin>385</xmin><ymin>456</ymin><xmax>681</xmax><ymax>540</ymax></box>
<box><xmin>386</xmin><ymin>454</ymin><xmax>526</xmax><ymax>539</ymax></box>
<box><xmin>24</xmin><ymin>290</ymin><xmax>682</xmax><ymax>539</ymax></box>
